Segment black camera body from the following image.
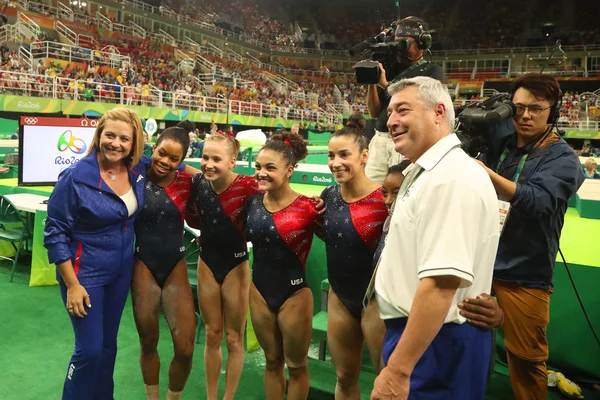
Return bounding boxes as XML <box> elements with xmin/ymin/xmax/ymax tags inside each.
<box><xmin>456</xmin><ymin>93</ymin><xmax>516</xmax><ymax>157</ymax></box>
<box><xmin>352</xmin><ymin>39</ymin><xmax>413</xmax><ymax>85</ymax></box>
<box><xmin>350</xmin><ymin>18</ymin><xmax>432</xmax><ymax>85</ymax></box>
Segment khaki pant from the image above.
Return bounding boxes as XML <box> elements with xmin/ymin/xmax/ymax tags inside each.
<box><xmin>365</xmin><ymin>131</ymin><xmax>402</xmax><ymax>184</ymax></box>
<box><xmin>493</xmin><ymin>280</ymin><xmax>551</xmax><ymax>400</ymax></box>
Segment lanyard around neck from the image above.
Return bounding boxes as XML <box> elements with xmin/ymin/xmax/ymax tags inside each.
<box><xmin>399</xmin><ymin>167</ymin><xmax>425</xmax><ymax>201</ymax></box>
<box><xmin>395</xmin><ymin>60</ymin><xmax>428</xmax><ymax>80</ymax></box>
<box><xmin>496</xmin><ymin>128</ymin><xmax>554</xmax><ymax>183</ymax></box>
<box><xmin>496</xmin><ymin>148</ymin><xmax>528</xmax><ymax>183</ymax></box>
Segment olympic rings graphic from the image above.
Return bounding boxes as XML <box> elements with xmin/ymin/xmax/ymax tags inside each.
<box><xmin>23</xmin><ymin>118</ymin><xmax>38</xmax><ymax>125</ymax></box>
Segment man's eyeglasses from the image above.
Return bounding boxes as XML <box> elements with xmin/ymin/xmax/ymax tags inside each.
<box><xmin>514</xmin><ymin>104</ymin><xmax>551</xmax><ymax>117</ymax></box>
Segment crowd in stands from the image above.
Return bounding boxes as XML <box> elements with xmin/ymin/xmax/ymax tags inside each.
<box><xmin>5</xmin><ymin>0</ymin><xmax>600</xmax><ymax>126</ymax></box>
<box><xmin>558</xmin><ymin>91</ymin><xmax>600</xmax><ymax>126</ymax></box>
<box><xmin>56</xmin><ymin>0</ymin><xmax>600</xmax><ymax>55</ymax></box>
<box><xmin>0</xmin><ymin>29</ymin><xmax>365</xmax><ymax>122</ymax></box>
<box><xmin>455</xmin><ymin>91</ymin><xmax>600</xmax><ymax>127</ymax></box>
<box><xmin>56</xmin><ymin>0</ymin><xmax>600</xmax><ymax>54</ymax></box>
<box><xmin>309</xmin><ymin>0</ymin><xmax>600</xmax><ymax>51</ymax></box>
<box><xmin>161</xmin><ymin>0</ymin><xmax>301</xmax><ymax>50</ymax></box>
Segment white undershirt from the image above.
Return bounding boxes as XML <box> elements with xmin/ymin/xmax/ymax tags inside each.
<box><xmin>120</xmin><ymin>187</ymin><xmax>138</xmax><ymax>217</ymax></box>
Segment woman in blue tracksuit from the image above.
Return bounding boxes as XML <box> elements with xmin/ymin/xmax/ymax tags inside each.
<box><xmin>44</xmin><ymin>107</ymin><xmax>146</xmax><ymax>400</ymax></box>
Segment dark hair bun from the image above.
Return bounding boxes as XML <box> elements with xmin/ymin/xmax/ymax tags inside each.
<box><xmin>345</xmin><ymin>112</ymin><xmax>366</xmax><ymax>132</ymax></box>
<box><xmin>176</xmin><ymin>120</ymin><xmax>196</xmax><ymax>133</ymax></box>
<box><xmin>271</xmin><ymin>132</ymin><xmax>308</xmax><ymax>163</ymax></box>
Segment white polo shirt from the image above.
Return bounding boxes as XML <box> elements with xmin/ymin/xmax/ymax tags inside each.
<box><xmin>375</xmin><ymin>134</ymin><xmax>500</xmax><ymax>323</ymax></box>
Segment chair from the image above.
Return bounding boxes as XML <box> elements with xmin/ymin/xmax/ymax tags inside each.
<box><xmin>4</xmin><ymin>153</ymin><xmax>19</xmax><ymax>166</ymax></box>
<box><xmin>0</xmin><ymin>195</ymin><xmax>32</xmax><ymax>282</ymax></box>
<box><xmin>312</xmin><ymin>278</ymin><xmax>330</xmax><ymax>360</ymax></box>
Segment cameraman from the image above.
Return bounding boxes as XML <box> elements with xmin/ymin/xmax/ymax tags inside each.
<box><xmin>365</xmin><ymin>17</ymin><xmax>444</xmax><ymax>184</ymax></box>
<box><xmin>476</xmin><ymin>73</ymin><xmax>584</xmax><ymax>400</ymax></box>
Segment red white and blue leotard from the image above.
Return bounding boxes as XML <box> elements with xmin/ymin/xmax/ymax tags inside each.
<box><xmin>319</xmin><ymin>185</ymin><xmax>388</xmax><ymax>319</ymax></box>
<box><xmin>188</xmin><ymin>173</ymin><xmax>260</xmax><ymax>283</ymax></box>
<box><xmin>246</xmin><ymin>194</ymin><xmax>319</xmax><ymax>312</ymax></box>
<box><xmin>135</xmin><ymin>170</ymin><xmax>192</xmax><ymax>287</ymax></box>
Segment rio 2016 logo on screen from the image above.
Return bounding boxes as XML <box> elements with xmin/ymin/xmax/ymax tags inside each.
<box><xmin>57</xmin><ymin>130</ymin><xmax>87</xmax><ymax>154</ymax></box>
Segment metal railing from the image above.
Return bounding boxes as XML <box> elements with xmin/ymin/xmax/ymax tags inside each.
<box><xmin>27</xmin><ymin>1</ymin><xmax>60</xmax><ymax>19</ymax></box>
<box><xmin>114</xmin><ymin>0</ymin><xmax>350</xmax><ymax>56</ymax></box>
<box><xmin>284</xmin><ymin>68</ymin><xmax>355</xmax><ymax>79</ymax></box>
<box><xmin>77</xmin><ymin>33</ymin><xmax>96</xmax><ymax>48</ymax></box>
<box><xmin>432</xmin><ymin>44</ymin><xmax>600</xmax><ymax>57</ymax></box>
<box><xmin>0</xmin><ymin>24</ymin><xmax>18</xmax><ymax>44</ymax></box>
<box><xmin>205</xmin><ymin>42</ymin><xmax>223</xmax><ymax>58</ymax></box>
<box><xmin>229</xmin><ymin>99</ymin><xmax>342</xmax><ymax>125</ymax></box>
<box><xmin>174</xmin><ymin>49</ymin><xmax>192</xmax><ymax>61</ymax></box>
<box><xmin>0</xmin><ymin>70</ymin><xmax>57</xmax><ymax>98</ymax></box>
<box><xmin>57</xmin><ymin>1</ymin><xmax>74</xmax><ymax>21</ymax></box>
<box><xmin>113</xmin><ymin>22</ymin><xmax>135</xmax><ymax>37</ymax></box>
<box><xmin>17</xmin><ymin>12</ymin><xmax>41</xmax><ymax>39</ymax></box>
<box><xmin>101</xmin><ymin>44</ymin><xmax>121</xmax><ymax>55</ymax></box>
<box><xmin>182</xmin><ymin>37</ymin><xmax>201</xmax><ymax>52</ymax></box>
<box><xmin>446</xmin><ymin>68</ymin><xmax>590</xmax><ymax>80</ymax></box>
<box><xmin>244</xmin><ymin>52</ymin><xmax>262</xmax><ymax>68</ymax></box>
<box><xmin>72</xmin><ymin>10</ymin><xmax>95</xmax><ymax>25</ymax></box>
<box><xmin>30</xmin><ymin>41</ymin><xmax>130</xmax><ymax>68</ymax></box>
<box><xmin>18</xmin><ymin>0</ymin><xmax>600</xmax><ymax>60</ymax></box>
<box><xmin>96</xmin><ymin>12</ymin><xmax>113</xmax><ymax>31</ymax></box>
<box><xmin>195</xmin><ymin>54</ymin><xmax>215</xmax><ymax>74</ymax></box>
<box><xmin>158</xmin><ymin>29</ymin><xmax>176</xmax><ymax>45</ymax></box>
<box><xmin>557</xmin><ymin>120</ymin><xmax>600</xmax><ymax>130</ymax></box>
<box><xmin>197</xmin><ymin>72</ymin><xmax>215</xmax><ymax>85</ymax></box>
<box><xmin>18</xmin><ymin>46</ymin><xmax>32</xmax><ymax>68</ymax></box>
<box><xmin>261</xmin><ymin>71</ymin><xmax>288</xmax><ymax>94</ymax></box>
<box><xmin>130</xmin><ymin>21</ymin><xmax>146</xmax><ymax>39</ymax></box>
<box><xmin>225</xmin><ymin>48</ymin><xmax>243</xmax><ymax>63</ymax></box>
<box><xmin>55</xmin><ymin>20</ymin><xmax>77</xmax><ymax>46</ymax></box>
<box><xmin>0</xmin><ymin>70</ymin><xmax>342</xmax><ymax>125</ymax></box>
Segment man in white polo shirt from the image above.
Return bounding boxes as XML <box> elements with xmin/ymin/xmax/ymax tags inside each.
<box><xmin>370</xmin><ymin>77</ymin><xmax>500</xmax><ymax>400</ymax></box>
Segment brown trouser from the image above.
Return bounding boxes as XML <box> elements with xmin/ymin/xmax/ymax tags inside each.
<box><xmin>493</xmin><ymin>280</ymin><xmax>551</xmax><ymax>400</ymax></box>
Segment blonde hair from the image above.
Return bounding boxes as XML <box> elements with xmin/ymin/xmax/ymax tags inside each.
<box><xmin>205</xmin><ymin>133</ymin><xmax>240</xmax><ymax>158</ymax></box>
<box><xmin>87</xmin><ymin>108</ymin><xmax>145</xmax><ymax>167</ymax></box>
<box><xmin>584</xmin><ymin>158</ymin><xmax>597</xmax><ymax>171</ymax></box>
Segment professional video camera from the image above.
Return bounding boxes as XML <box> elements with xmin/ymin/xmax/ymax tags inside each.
<box><xmin>350</xmin><ymin>17</ymin><xmax>433</xmax><ymax>85</ymax></box>
<box><xmin>349</xmin><ymin>22</ymin><xmax>410</xmax><ymax>85</ymax></box>
<box><xmin>456</xmin><ymin>93</ymin><xmax>516</xmax><ymax>157</ymax></box>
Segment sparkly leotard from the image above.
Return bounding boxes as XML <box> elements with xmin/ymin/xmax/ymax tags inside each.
<box><xmin>320</xmin><ymin>185</ymin><xmax>388</xmax><ymax>319</ymax></box>
<box><xmin>188</xmin><ymin>174</ymin><xmax>260</xmax><ymax>283</ymax></box>
<box><xmin>247</xmin><ymin>194</ymin><xmax>318</xmax><ymax>312</ymax></box>
<box><xmin>135</xmin><ymin>170</ymin><xmax>192</xmax><ymax>287</ymax></box>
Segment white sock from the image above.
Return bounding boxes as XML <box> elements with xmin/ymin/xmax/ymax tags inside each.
<box><xmin>166</xmin><ymin>389</ymin><xmax>183</xmax><ymax>400</ymax></box>
<box><xmin>144</xmin><ymin>384</ymin><xmax>160</xmax><ymax>400</ymax></box>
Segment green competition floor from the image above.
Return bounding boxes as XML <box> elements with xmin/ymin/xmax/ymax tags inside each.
<box><xmin>241</xmin><ymin>145</ymin><xmax>329</xmax><ymax>165</ymax></box>
<box><xmin>0</xmin><ymin>178</ymin><xmax>53</xmax><ymax>195</ymax></box>
<box><xmin>2</xmin><ymin>266</ymin><xmax>598</xmax><ymax>400</ymax></box>
<box><xmin>291</xmin><ymin>183</ymin><xmax>324</xmax><ymax>197</ymax></box>
<box><xmin>556</xmin><ymin>208</ymin><xmax>600</xmax><ymax>267</ymax></box>
<box><xmin>0</xmin><ymin>176</ymin><xmax>599</xmax><ymax>398</ymax></box>
<box><xmin>0</xmin><ymin>179</ymin><xmax>597</xmax><ymax>265</ymax></box>
<box><xmin>0</xmin><ymin>179</ymin><xmax>324</xmax><ymax>198</ymax></box>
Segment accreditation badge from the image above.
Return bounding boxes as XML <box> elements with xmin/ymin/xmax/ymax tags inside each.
<box><xmin>498</xmin><ymin>199</ymin><xmax>511</xmax><ymax>236</ymax></box>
